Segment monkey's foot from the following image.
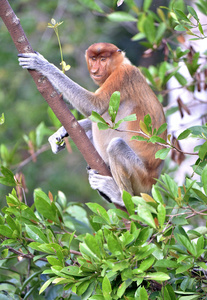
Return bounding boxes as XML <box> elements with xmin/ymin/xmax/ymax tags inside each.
<box><xmin>87</xmin><ymin>168</ymin><xmax>124</xmax><ymax>206</ymax></box>
<box><xmin>48</xmin><ymin>127</ymin><xmax>68</xmax><ymax>154</ymax></box>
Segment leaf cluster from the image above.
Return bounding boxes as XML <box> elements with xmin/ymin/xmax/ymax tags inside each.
<box><xmin>1</xmin><ymin>172</ymin><xmax>207</xmax><ymax>299</ymax></box>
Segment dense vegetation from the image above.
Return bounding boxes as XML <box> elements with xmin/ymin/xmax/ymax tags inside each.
<box><xmin>1</xmin><ymin>0</ymin><xmax>207</xmax><ymax>299</ymax></box>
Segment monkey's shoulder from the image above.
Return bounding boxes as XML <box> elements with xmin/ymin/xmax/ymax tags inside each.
<box><xmin>118</xmin><ymin>64</ymin><xmax>146</xmax><ymax>84</ymax></box>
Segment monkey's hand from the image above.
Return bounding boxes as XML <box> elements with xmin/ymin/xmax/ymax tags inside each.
<box><xmin>87</xmin><ymin>169</ymin><xmax>124</xmax><ymax>206</ymax></box>
<box><xmin>18</xmin><ymin>52</ymin><xmax>48</xmax><ymax>71</ymax></box>
<box><xmin>48</xmin><ymin>126</ymin><xmax>68</xmax><ymax>154</ymax></box>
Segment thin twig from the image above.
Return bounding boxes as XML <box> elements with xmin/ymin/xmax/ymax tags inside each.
<box><xmin>115</xmin><ymin>128</ymin><xmax>199</xmax><ymax>156</ymax></box>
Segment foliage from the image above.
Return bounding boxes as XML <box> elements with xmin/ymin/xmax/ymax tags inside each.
<box><xmin>1</xmin><ymin>162</ymin><xmax>207</xmax><ymax>299</ymax></box>
<box><xmin>1</xmin><ymin>0</ymin><xmax>207</xmax><ymax>299</ymax></box>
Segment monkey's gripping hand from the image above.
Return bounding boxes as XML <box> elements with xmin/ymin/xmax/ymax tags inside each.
<box><xmin>87</xmin><ymin>168</ymin><xmax>124</xmax><ymax>206</ymax></box>
<box><xmin>18</xmin><ymin>52</ymin><xmax>48</xmax><ymax>72</ymax></box>
<box><xmin>48</xmin><ymin>126</ymin><xmax>68</xmax><ymax>154</ymax></box>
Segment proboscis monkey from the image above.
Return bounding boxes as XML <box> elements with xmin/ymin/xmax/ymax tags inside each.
<box><xmin>18</xmin><ymin>43</ymin><xmax>166</xmax><ymax>206</ymax></box>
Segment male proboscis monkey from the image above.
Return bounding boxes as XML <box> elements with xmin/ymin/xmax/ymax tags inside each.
<box><xmin>18</xmin><ymin>43</ymin><xmax>166</xmax><ymax>206</ymax></box>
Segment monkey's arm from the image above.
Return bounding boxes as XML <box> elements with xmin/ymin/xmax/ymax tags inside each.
<box><xmin>18</xmin><ymin>53</ymin><xmax>106</xmax><ymax>116</ymax></box>
<box><xmin>48</xmin><ymin>119</ymin><xmax>93</xmax><ymax>154</ymax></box>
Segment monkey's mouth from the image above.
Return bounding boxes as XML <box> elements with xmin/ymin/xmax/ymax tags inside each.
<box><xmin>91</xmin><ymin>74</ymin><xmax>102</xmax><ymax>79</ymax></box>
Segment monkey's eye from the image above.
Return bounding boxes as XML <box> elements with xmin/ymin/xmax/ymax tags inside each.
<box><xmin>101</xmin><ymin>57</ymin><xmax>106</xmax><ymax>61</ymax></box>
<box><xmin>91</xmin><ymin>57</ymin><xmax>96</xmax><ymax>61</ymax></box>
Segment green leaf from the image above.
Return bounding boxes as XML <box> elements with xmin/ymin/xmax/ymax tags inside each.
<box><xmin>157</xmin><ymin>203</ymin><xmax>166</xmax><ymax>228</ymax></box>
<box><xmin>174</xmin><ymin>226</ymin><xmax>196</xmax><ymax>256</ymax></box>
<box><xmin>0</xmin><ymin>166</ymin><xmax>16</xmax><ymax>187</ymax></box>
<box><xmin>174</xmin><ymin>72</ymin><xmax>188</xmax><ymax>86</ymax></box>
<box><xmin>102</xmin><ymin>276</ymin><xmax>112</xmax><ymax>300</ymax></box>
<box><xmin>155</xmin><ymin>22</ymin><xmax>166</xmax><ymax>43</ymax></box>
<box><xmin>174</xmin><ymin>24</ymin><xmax>187</xmax><ymax>32</ymax></box>
<box><xmin>145</xmin><ymin>272</ymin><xmax>170</xmax><ymax>281</ymax></box>
<box><xmin>151</xmin><ymin>186</ymin><xmax>163</xmax><ymax>204</ymax></box>
<box><xmin>135</xmin><ymin>204</ymin><xmax>156</xmax><ymax>228</ymax></box>
<box><xmin>0</xmin><ymin>225</ymin><xmax>14</xmax><ymax>238</ymax></box>
<box><xmin>187</xmin><ymin>6</ymin><xmax>199</xmax><ymax>21</ymax></box>
<box><xmin>157</xmin><ymin>123</ymin><xmax>167</xmax><ymax>136</ymax></box>
<box><xmin>176</xmin><ymin>263</ymin><xmax>194</xmax><ymax>274</ymax></box>
<box><xmin>139</xmin><ymin>256</ymin><xmax>155</xmax><ymax>271</ymax></box>
<box><xmin>174</xmin><ymin>9</ymin><xmax>191</xmax><ymax>22</ymax></box>
<box><xmin>47</xmin><ymin>256</ymin><xmax>63</xmax><ymax>267</ymax></box>
<box><xmin>107</xmin><ymin>234</ymin><xmax>123</xmax><ymax>257</ymax></box>
<box><xmin>198</xmin><ymin>22</ymin><xmax>204</xmax><ymax>35</ymax></box>
<box><xmin>123</xmin><ymin>190</ymin><xmax>135</xmax><ymax>215</ymax></box>
<box><xmin>199</xmin><ymin>141</ymin><xmax>207</xmax><ymax>160</ymax></box>
<box><xmin>117</xmin><ymin>279</ymin><xmax>132</xmax><ymax>298</ymax></box>
<box><xmin>39</xmin><ymin>277</ymin><xmax>55</xmax><ymax>294</ymax></box>
<box><xmin>34</xmin><ymin>190</ymin><xmax>57</xmax><ymax>222</ymax></box>
<box><xmin>179</xmin><ymin>295</ymin><xmax>200</xmax><ymax>300</ymax></box>
<box><xmin>97</xmin><ymin>123</ymin><xmax>110</xmax><ymax>130</ymax></box>
<box><xmin>36</xmin><ymin>122</ymin><xmax>52</xmax><ymax>148</ymax></box>
<box><xmin>77</xmin><ymin>0</ymin><xmax>103</xmax><ymax>13</ymax></box>
<box><xmin>143</xmin><ymin>0</ymin><xmax>152</xmax><ymax>11</ymax></box>
<box><xmin>107</xmin><ymin>12</ymin><xmax>137</xmax><ymax>22</ymax></box>
<box><xmin>177</xmin><ymin>129</ymin><xmax>191</xmax><ymax>140</ymax></box>
<box><xmin>87</xmin><ymin>203</ymin><xmax>110</xmax><ymax>224</ymax></box>
<box><xmin>149</xmin><ymin>136</ymin><xmax>166</xmax><ymax>144</ymax></box>
<box><xmin>77</xmin><ymin>280</ymin><xmax>91</xmax><ymax>296</ymax></box>
<box><xmin>132</xmin><ymin>32</ymin><xmax>145</xmax><ymax>41</ymax></box>
<box><xmin>154</xmin><ymin>259</ymin><xmax>178</xmax><ymax>268</ymax></box>
<box><xmin>141</xmin><ymin>67</ymin><xmax>156</xmax><ymax>86</ymax></box>
<box><xmin>25</xmin><ymin>225</ymin><xmax>49</xmax><ymax>243</ymax></box>
<box><xmin>6</xmin><ymin>215</ymin><xmax>17</xmax><ymax>231</ymax></box>
<box><xmin>162</xmin><ymin>285</ymin><xmax>176</xmax><ymax>300</ymax></box>
<box><xmin>84</xmin><ymin>233</ymin><xmax>101</xmax><ymax>259</ymax></box>
<box><xmin>0</xmin><ymin>113</ymin><xmax>5</xmax><ymax>125</ymax></box>
<box><xmin>201</xmin><ymin>164</ymin><xmax>207</xmax><ymax>195</ymax></box>
<box><xmin>144</xmin><ymin>114</ymin><xmax>152</xmax><ymax>130</ymax></box>
<box><xmin>47</xmin><ymin>107</ymin><xmax>61</xmax><ymax>128</ymax></box>
<box><xmin>131</xmin><ymin>135</ymin><xmax>149</xmax><ymax>142</ymax></box>
<box><xmin>108</xmin><ymin>91</ymin><xmax>120</xmax><ymax>123</ymax></box>
<box><xmin>192</xmin><ymin>188</ymin><xmax>207</xmax><ymax>204</ymax></box>
<box><xmin>143</xmin><ymin>16</ymin><xmax>156</xmax><ymax>44</ymax></box>
<box><xmin>155</xmin><ymin>148</ymin><xmax>170</xmax><ymax>160</ymax></box>
<box><xmin>89</xmin><ymin>111</ymin><xmax>108</xmax><ymax>126</ymax></box>
<box><xmin>114</xmin><ymin>114</ymin><xmax>137</xmax><ymax>129</ymax></box>
<box><xmin>135</xmin><ymin>286</ymin><xmax>148</xmax><ymax>299</ymax></box>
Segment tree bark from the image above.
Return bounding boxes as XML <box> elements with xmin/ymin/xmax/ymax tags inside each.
<box><xmin>0</xmin><ymin>0</ymin><xmax>127</xmax><ymax>212</ymax></box>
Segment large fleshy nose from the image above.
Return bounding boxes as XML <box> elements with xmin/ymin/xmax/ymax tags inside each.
<box><xmin>90</xmin><ymin>61</ymin><xmax>99</xmax><ymax>74</ymax></box>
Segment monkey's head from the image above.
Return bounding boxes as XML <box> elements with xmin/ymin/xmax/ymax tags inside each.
<box><xmin>85</xmin><ymin>43</ymin><xmax>124</xmax><ymax>86</ymax></box>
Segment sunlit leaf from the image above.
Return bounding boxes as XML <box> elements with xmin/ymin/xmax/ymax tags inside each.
<box><xmin>0</xmin><ymin>113</ymin><xmax>5</xmax><ymax>125</ymax></box>
<box><xmin>107</xmin><ymin>11</ymin><xmax>137</xmax><ymax>22</ymax></box>
<box><xmin>155</xmin><ymin>148</ymin><xmax>170</xmax><ymax>160</ymax></box>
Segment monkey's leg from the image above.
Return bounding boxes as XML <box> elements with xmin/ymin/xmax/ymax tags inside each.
<box><xmin>107</xmin><ymin>137</ymin><xmax>149</xmax><ymax>197</ymax></box>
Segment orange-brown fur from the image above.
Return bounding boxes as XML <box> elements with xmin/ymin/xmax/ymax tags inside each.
<box><xmin>85</xmin><ymin>43</ymin><xmax>166</xmax><ymax>196</ymax></box>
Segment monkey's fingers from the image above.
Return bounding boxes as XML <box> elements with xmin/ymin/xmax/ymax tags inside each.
<box><xmin>18</xmin><ymin>52</ymin><xmax>47</xmax><ymax>70</ymax></box>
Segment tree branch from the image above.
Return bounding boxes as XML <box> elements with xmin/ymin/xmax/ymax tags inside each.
<box><xmin>0</xmin><ymin>0</ymin><xmax>127</xmax><ymax>211</ymax></box>
<box><xmin>0</xmin><ymin>0</ymin><xmax>110</xmax><ymax>177</ymax></box>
